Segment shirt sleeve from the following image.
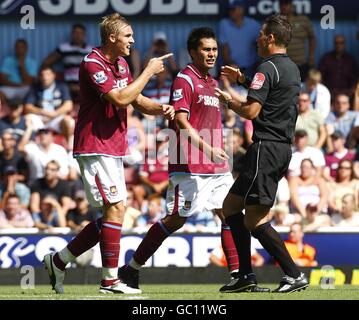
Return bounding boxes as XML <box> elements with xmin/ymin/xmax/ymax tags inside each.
<box><xmin>354</xmin><ymin>112</ymin><xmax>359</xmax><ymax>127</ymax></box>
<box><xmin>170</xmin><ymin>76</ymin><xmax>193</xmax><ymax>115</ymax></box>
<box><xmin>22</xmin><ymin>211</ymin><xmax>34</xmax><ymax>228</ymax></box>
<box><xmin>139</xmin><ymin>162</ymin><xmax>149</xmax><ymax>177</ymax></box>
<box><xmin>244</xmin><ymin>119</ymin><xmax>253</xmax><ymax>133</ymax></box>
<box><xmin>84</xmin><ymin>60</ymin><xmax>116</xmax><ymax>96</ymax></box>
<box><xmin>314</xmin><ymin>110</ymin><xmax>324</xmax><ymax>126</ymax></box>
<box><xmin>30</xmin><ymin>180</ymin><xmax>40</xmax><ymax>194</ymax></box>
<box><xmin>304</xmin><ymin>16</ymin><xmax>315</xmax><ymax>39</ymax></box>
<box><xmin>27</xmin><ymin>59</ymin><xmax>38</xmax><ymax>77</ymax></box>
<box><xmin>325</xmin><ymin>112</ymin><xmax>335</xmax><ymax>125</ymax></box>
<box><xmin>52</xmin><ymin>211</ymin><xmax>60</xmax><ymax>227</ymax></box>
<box><xmin>247</xmin><ymin>62</ymin><xmax>275</xmax><ymax>105</ymax></box>
<box><xmin>60</xmin><ymin>83</ymin><xmax>71</xmax><ymax>101</ymax></box>
<box><xmin>0</xmin><ymin>57</ymin><xmax>12</xmax><ymax>75</ymax></box>
<box><xmin>59</xmin><ymin>180</ymin><xmax>71</xmax><ymax>198</ymax></box>
<box><xmin>66</xmin><ymin>210</ymin><xmax>76</xmax><ymax>223</ymax></box>
<box><xmin>24</xmin><ymin>85</ymin><xmax>37</xmax><ymax>105</ymax></box>
<box><xmin>32</xmin><ymin>212</ymin><xmax>41</xmax><ymax>223</ymax></box>
<box><xmin>313</xmin><ymin>149</ymin><xmax>326</xmax><ymax>167</ymax></box>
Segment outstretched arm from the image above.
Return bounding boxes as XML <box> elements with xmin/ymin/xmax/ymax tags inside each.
<box><xmin>104</xmin><ymin>53</ymin><xmax>173</xmax><ymax>108</ymax></box>
<box><xmin>215</xmin><ymin>88</ymin><xmax>262</xmax><ymax>120</ymax></box>
<box><xmin>132</xmin><ymin>94</ymin><xmax>174</xmax><ymax>120</ymax></box>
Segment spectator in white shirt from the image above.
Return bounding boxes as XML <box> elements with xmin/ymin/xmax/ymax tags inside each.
<box><xmin>332</xmin><ymin>194</ymin><xmax>359</xmax><ymax>227</ymax></box>
<box><xmin>289</xmin><ymin>129</ymin><xmax>325</xmax><ymax>177</ymax></box>
<box><xmin>301</xmin><ymin>69</ymin><xmax>331</xmax><ymax>120</ymax></box>
<box><xmin>24</xmin><ymin>128</ymin><xmax>69</xmax><ymax>183</ymax></box>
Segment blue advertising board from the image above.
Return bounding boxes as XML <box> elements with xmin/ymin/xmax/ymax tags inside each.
<box><xmin>1</xmin><ymin>232</ymin><xmax>358</xmax><ymax>269</ymax></box>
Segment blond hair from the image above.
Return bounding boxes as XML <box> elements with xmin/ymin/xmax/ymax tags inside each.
<box><xmin>307</xmin><ymin>69</ymin><xmax>322</xmax><ymax>84</ymax></box>
<box><xmin>100</xmin><ymin>13</ymin><xmax>130</xmax><ymax>45</ymax></box>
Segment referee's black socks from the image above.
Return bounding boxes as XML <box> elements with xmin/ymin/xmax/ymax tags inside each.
<box><xmin>225</xmin><ymin>212</ymin><xmax>253</xmax><ymax>276</ymax></box>
<box><xmin>252</xmin><ymin>222</ymin><xmax>300</xmax><ymax>279</ymax></box>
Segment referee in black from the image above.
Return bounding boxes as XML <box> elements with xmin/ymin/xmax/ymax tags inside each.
<box><xmin>215</xmin><ymin>14</ymin><xmax>308</xmax><ymax>293</ymax></box>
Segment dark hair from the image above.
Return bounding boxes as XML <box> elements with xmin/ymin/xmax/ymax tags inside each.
<box><xmin>301</xmin><ymin>158</ymin><xmax>314</xmax><ymax>168</ymax></box>
<box><xmin>279</xmin><ymin>0</ymin><xmax>293</xmax><ymax>4</ymax></box>
<box><xmin>39</xmin><ymin>65</ymin><xmax>55</xmax><ymax>74</ymax></box>
<box><xmin>334</xmin><ymin>93</ymin><xmax>350</xmax><ymax>102</ymax></box>
<box><xmin>187</xmin><ymin>27</ymin><xmax>217</xmax><ymax>58</ymax></box>
<box><xmin>264</xmin><ymin>14</ymin><xmax>292</xmax><ymax>47</ymax></box>
<box><xmin>7</xmin><ymin>193</ymin><xmax>20</xmax><ymax>201</ymax></box>
<box><xmin>15</xmin><ymin>38</ymin><xmax>28</xmax><ymax>47</ymax></box>
<box><xmin>72</xmin><ymin>23</ymin><xmax>86</xmax><ymax>32</ymax></box>
<box><xmin>46</xmin><ymin>160</ymin><xmax>60</xmax><ymax>171</ymax></box>
<box><xmin>336</xmin><ymin>159</ymin><xmax>354</xmax><ymax>182</ymax></box>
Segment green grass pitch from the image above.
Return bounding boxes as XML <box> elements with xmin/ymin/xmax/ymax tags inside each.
<box><xmin>0</xmin><ymin>284</ymin><xmax>358</xmax><ymax>300</ymax></box>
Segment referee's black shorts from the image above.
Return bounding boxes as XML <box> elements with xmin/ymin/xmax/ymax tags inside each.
<box><xmin>230</xmin><ymin>140</ymin><xmax>291</xmax><ymax>207</ymax></box>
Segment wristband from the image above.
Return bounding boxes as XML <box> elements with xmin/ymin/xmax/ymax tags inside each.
<box><xmin>224</xmin><ymin>99</ymin><xmax>233</xmax><ymax>110</ymax></box>
<box><xmin>236</xmin><ymin>68</ymin><xmax>252</xmax><ymax>89</ymax></box>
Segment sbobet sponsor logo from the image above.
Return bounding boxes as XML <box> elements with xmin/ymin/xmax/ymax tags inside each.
<box><xmin>0</xmin><ymin>0</ymin><xmax>220</xmax><ymax>16</ymax></box>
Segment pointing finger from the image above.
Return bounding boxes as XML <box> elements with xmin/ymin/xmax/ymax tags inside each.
<box><xmin>215</xmin><ymin>88</ymin><xmax>224</xmax><ymax>94</ymax></box>
<box><xmin>221</xmin><ymin>66</ymin><xmax>237</xmax><ymax>72</ymax></box>
<box><xmin>158</xmin><ymin>53</ymin><xmax>174</xmax><ymax>61</ymax></box>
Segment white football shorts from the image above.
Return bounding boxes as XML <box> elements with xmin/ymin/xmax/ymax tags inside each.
<box><xmin>76</xmin><ymin>155</ymin><xmax>127</xmax><ymax>208</ymax></box>
<box><xmin>166</xmin><ymin>172</ymin><xmax>234</xmax><ymax>217</ymax></box>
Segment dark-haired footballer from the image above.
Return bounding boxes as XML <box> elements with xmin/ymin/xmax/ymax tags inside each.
<box><xmin>118</xmin><ymin>27</ymin><xmax>269</xmax><ymax>292</ymax></box>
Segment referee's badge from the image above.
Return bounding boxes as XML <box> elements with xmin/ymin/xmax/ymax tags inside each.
<box><xmin>250</xmin><ymin>73</ymin><xmax>265</xmax><ymax>90</ymax></box>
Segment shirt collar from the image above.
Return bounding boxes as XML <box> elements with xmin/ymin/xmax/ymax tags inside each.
<box><xmin>92</xmin><ymin>47</ymin><xmax>120</xmax><ymax>65</ymax></box>
<box><xmin>262</xmin><ymin>53</ymin><xmax>288</xmax><ymax>63</ymax></box>
<box><xmin>187</xmin><ymin>64</ymin><xmax>212</xmax><ymax>81</ymax></box>
<box><xmin>43</xmin><ymin>82</ymin><xmax>57</xmax><ymax>92</ymax></box>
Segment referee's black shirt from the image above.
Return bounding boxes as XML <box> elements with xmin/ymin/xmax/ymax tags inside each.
<box><xmin>247</xmin><ymin>53</ymin><xmax>301</xmax><ymax>143</ymax></box>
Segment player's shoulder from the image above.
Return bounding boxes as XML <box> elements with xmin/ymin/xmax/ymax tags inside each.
<box><xmin>176</xmin><ymin>65</ymin><xmax>193</xmax><ymax>78</ymax></box>
<box><xmin>173</xmin><ymin>66</ymin><xmax>196</xmax><ymax>90</ymax></box>
<box><xmin>256</xmin><ymin>59</ymin><xmax>276</xmax><ymax>74</ymax></box>
<box><xmin>118</xmin><ymin>56</ymin><xmax>127</xmax><ymax>63</ymax></box>
<box><xmin>257</xmin><ymin>55</ymin><xmax>297</xmax><ymax>80</ymax></box>
<box><xmin>82</xmin><ymin>49</ymin><xmax>107</xmax><ymax>70</ymax></box>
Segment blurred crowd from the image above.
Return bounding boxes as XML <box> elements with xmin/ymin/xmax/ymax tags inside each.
<box><xmin>1</xmin><ymin>0</ymin><xmax>359</xmax><ymax>235</ymax></box>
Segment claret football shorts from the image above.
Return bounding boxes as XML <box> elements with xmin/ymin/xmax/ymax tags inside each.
<box><xmin>76</xmin><ymin>155</ymin><xmax>127</xmax><ymax>208</ymax></box>
<box><xmin>166</xmin><ymin>172</ymin><xmax>234</xmax><ymax>217</ymax></box>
